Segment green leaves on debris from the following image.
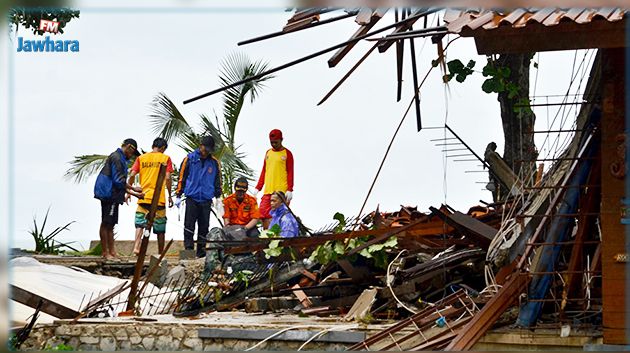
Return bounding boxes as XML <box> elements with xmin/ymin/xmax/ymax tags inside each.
<box><xmin>232</xmin><ymin>270</ymin><xmax>254</xmax><ymax>288</ymax></box>
<box><xmin>29</xmin><ymin>207</ymin><xmax>78</xmax><ymax>255</ymax></box>
<box><xmin>260</xmin><ymin>224</ymin><xmax>286</xmax><ymax>259</ymax></box>
<box><xmin>443</xmin><ymin>59</ymin><xmax>476</xmax><ymax>83</ymax></box>
<box><xmin>308</xmin><ymin>212</ymin><xmax>398</xmax><ymax>269</ymax></box>
<box><xmin>443</xmin><ymin>57</ymin><xmax>533</xmax><ymax>115</ymax></box>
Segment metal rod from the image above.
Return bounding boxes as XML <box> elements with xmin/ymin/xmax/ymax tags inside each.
<box><xmin>184</xmin><ymin>8</ymin><xmax>442</xmax><ymax>104</ymax></box>
<box><xmin>528</xmin><ymin>129</ymin><xmax>583</xmax><ymax>134</ymax></box>
<box><xmin>453</xmin><ymin>159</ymin><xmax>478</xmax><ymax>162</ymax></box>
<box><xmin>408</xmin><ymin>24</ymin><xmax>422</xmax><ymax>131</ymax></box>
<box><xmin>430</xmin><ymin>137</ymin><xmax>457</xmax><ymax>142</ymax></box>
<box><xmin>517</xmin><ymin>157</ymin><xmax>595</xmax><ymax>162</ymax></box>
<box><xmin>317</xmin><ymin>43</ymin><xmax>378</xmax><ymax>106</ymax></box>
<box><xmin>525</xmin><ymin>185</ymin><xmax>599</xmax><ymax>190</ymax></box>
<box><xmin>434</xmin><ymin>142</ymin><xmax>463</xmax><ymax>146</ymax></box>
<box><xmin>519</xmin><ymin>213</ymin><xmax>600</xmax><ymax>217</ymax></box>
<box><xmin>367</xmin><ymin>30</ymin><xmax>449</xmax><ymax>41</ymax></box>
<box><xmin>395</xmin><ymin>7</ymin><xmax>406</xmax><ymax>102</ymax></box>
<box><xmin>441</xmin><ymin>148</ymin><xmax>468</xmax><ymax>152</ymax></box>
<box><xmin>446</xmin><ymin>154</ymin><xmax>473</xmax><ymax>158</ymax></box>
<box><xmin>514</xmin><ymin>101</ymin><xmax>590</xmax><ymax>108</ymax></box>
<box><xmin>238</xmin><ymin>10</ymin><xmax>357</xmax><ymax>45</ymax></box>
<box><xmin>526</xmin><ymin>240</ymin><xmax>600</xmax><ymax>246</ymax></box>
<box><xmin>384</xmin><ymin>25</ymin><xmax>447</xmax><ymax>38</ymax></box>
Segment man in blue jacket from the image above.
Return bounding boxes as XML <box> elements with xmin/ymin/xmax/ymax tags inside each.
<box><xmin>94</xmin><ymin>138</ymin><xmax>143</xmax><ymax>260</ymax></box>
<box><xmin>175</xmin><ymin>136</ymin><xmax>223</xmax><ymax>258</ymax></box>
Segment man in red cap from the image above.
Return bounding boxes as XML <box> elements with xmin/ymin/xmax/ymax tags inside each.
<box><xmin>254</xmin><ymin>129</ymin><xmax>294</xmax><ymax>229</ymax></box>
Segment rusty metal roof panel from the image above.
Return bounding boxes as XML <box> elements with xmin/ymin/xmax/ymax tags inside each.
<box><xmin>526</xmin><ymin>7</ymin><xmax>556</xmax><ymax>24</ymax></box>
<box><xmin>609</xmin><ymin>8</ymin><xmax>625</xmax><ymax>21</ymax></box>
<box><xmin>445</xmin><ymin>7</ymin><xmax>626</xmax><ymax>33</ymax></box>
<box><xmin>562</xmin><ymin>8</ymin><xmax>586</xmax><ymax>21</ymax></box>
<box><xmin>499</xmin><ymin>8</ymin><xmax>528</xmax><ymax>25</ymax></box>
<box><xmin>465</xmin><ymin>12</ymin><xmax>495</xmax><ymax>30</ymax></box>
<box><xmin>513</xmin><ymin>12</ymin><xmax>535</xmax><ymax>27</ymax></box>
<box><xmin>541</xmin><ymin>9</ymin><xmax>566</xmax><ymax>26</ymax></box>
<box><xmin>594</xmin><ymin>7</ymin><xmax>616</xmax><ymax>19</ymax></box>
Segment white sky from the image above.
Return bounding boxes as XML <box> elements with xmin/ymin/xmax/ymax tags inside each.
<box><xmin>0</xmin><ymin>1</ymin><xmax>592</xmax><ymax>251</ymax></box>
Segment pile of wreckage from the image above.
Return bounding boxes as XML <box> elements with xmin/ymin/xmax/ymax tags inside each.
<box><xmin>11</xmin><ymin>109</ymin><xmax>602</xmax><ymax>351</ymax></box>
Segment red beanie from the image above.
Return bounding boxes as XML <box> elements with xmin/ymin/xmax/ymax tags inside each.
<box><xmin>269</xmin><ymin>129</ymin><xmax>283</xmax><ymax>140</ymax></box>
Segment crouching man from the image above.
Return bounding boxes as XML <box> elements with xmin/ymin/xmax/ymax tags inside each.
<box><xmin>205</xmin><ymin>177</ymin><xmax>261</xmax><ymax>273</ymax></box>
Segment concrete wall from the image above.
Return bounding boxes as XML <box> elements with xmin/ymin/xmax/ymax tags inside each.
<box><xmin>20</xmin><ymin>322</ymin><xmax>348</xmax><ymax>351</ymax></box>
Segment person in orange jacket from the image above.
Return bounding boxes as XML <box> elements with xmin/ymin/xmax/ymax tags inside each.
<box><xmin>254</xmin><ymin>129</ymin><xmax>294</xmax><ymax>229</ymax></box>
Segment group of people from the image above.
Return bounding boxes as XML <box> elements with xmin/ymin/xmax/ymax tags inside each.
<box><xmin>93</xmin><ymin>129</ymin><xmax>299</xmax><ymax>260</ymax></box>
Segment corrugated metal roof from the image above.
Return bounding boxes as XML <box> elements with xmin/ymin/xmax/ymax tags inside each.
<box><xmin>444</xmin><ymin>8</ymin><xmax>626</xmax><ymax>33</ymax></box>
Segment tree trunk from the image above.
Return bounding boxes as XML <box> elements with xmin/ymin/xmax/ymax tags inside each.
<box><xmin>495</xmin><ymin>53</ymin><xmax>538</xmax><ymax>186</ymax></box>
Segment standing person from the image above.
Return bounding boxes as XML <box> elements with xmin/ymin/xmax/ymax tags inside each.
<box><xmin>222</xmin><ymin>177</ymin><xmax>261</xmax><ymax>238</ymax></box>
<box><xmin>254</xmin><ymin>129</ymin><xmax>294</xmax><ymax>229</ymax></box>
<box><xmin>174</xmin><ymin>136</ymin><xmax>222</xmax><ymax>258</ymax></box>
<box><xmin>268</xmin><ymin>191</ymin><xmax>299</xmax><ymax>238</ymax></box>
<box><xmin>127</xmin><ymin>137</ymin><xmax>174</xmax><ymax>256</ymax></box>
<box><xmin>94</xmin><ymin>138</ymin><xmax>143</xmax><ymax>260</ymax></box>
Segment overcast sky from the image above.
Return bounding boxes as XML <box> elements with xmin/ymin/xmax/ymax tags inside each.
<box><xmin>0</xmin><ymin>1</ymin><xmax>592</xmax><ymax>251</ymax></box>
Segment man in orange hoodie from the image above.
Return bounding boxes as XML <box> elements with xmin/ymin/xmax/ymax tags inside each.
<box><xmin>254</xmin><ymin>129</ymin><xmax>294</xmax><ymax>229</ymax></box>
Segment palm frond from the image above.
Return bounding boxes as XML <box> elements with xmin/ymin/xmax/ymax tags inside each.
<box><xmin>149</xmin><ymin>92</ymin><xmax>193</xmax><ymax>143</ymax></box>
<box><xmin>64</xmin><ymin>154</ymin><xmax>108</xmax><ymax>183</ymax></box>
<box><xmin>176</xmin><ymin>130</ymin><xmax>201</xmax><ymax>154</ymax></box>
<box><xmin>218</xmin><ymin>52</ymin><xmax>274</xmax><ymax>140</ymax></box>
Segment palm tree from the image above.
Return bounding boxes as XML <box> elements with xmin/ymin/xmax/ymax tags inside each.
<box><xmin>65</xmin><ymin>52</ymin><xmax>273</xmax><ymax>196</ymax></box>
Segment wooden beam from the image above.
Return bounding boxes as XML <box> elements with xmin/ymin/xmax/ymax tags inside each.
<box><xmin>444</xmin><ymin>273</ymin><xmax>528</xmax><ymax>351</ymax></box>
<box><xmin>464</xmin><ymin>20</ymin><xmax>626</xmax><ymax>54</ymax></box>
<box><xmin>327</xmin><ymin>8</ymin><xmax>388</xmax><ymax>68</ymax></box>
<box><xmin>11</xmin><ymin>285</ymin><xmax>79</xmax><ymax>319</ymax></box>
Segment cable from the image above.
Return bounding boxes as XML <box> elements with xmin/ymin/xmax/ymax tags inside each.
<box><xmin>353</xmin><ymin>36</ymin><xmax>460</xmax><ymax>228</ymax></box>
<box><xmin>386</xmin><ymin>249</ymin><xmax>423</xmax><ymax>314</ymax></box>
<box><xmin>297</xmin><ymin>324</ymin><xmax>358</xmax><ymax>351</ymax></box>
<box><xmin>244</xmin><ymin>325</ymin><xmax>315</xmax><ymax>351</ymax></box>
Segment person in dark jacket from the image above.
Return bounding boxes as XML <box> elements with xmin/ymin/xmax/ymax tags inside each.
<box><xmin>174</xmin><ymin>136</ymin><xmax>222</xmax><ymax>258</ymax></box>
<box><xmin>94</xmin><ymin>138</ymin><xmax>143</xmax><ymax>260</ymax></box>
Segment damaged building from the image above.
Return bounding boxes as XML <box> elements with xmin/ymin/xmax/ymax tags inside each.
<box><xmin>9</xmin><ymin>7</ymin><xmax>629</xmax><ymax>351</ymax></box>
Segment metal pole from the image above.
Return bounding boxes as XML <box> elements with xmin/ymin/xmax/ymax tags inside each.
<box><xmin>184</xmin><ymin>8</ymin><xmax>442</xmax><ymax>105</ymax></box>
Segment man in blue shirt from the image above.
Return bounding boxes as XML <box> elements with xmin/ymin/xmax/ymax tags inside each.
<box><xmin>94</xmin><ymin>138</ymin><xmax>143</xmax><ymax>260</ymax></box>
<box><xmin>175</xmin><ymin>136</ymin><xmax>223</xmax><ymax>258</ymax></box>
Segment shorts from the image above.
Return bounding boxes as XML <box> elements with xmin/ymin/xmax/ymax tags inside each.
<box><xmin>135</xmin><ymin>204</ymin><xmax>167</xmax><ymax>234</ymax></box>
<box><xmin>101</xmin><ymin>200</ymin><xmax>119</xmax><ymax>225</ymax></box>
<box><xmin>259</xmin><ymin>194</ymin><xmax>272</xmax><ymax>219</ymax></box>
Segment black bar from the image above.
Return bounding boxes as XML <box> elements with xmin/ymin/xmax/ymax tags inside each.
<box><xmin>184</xmin><ymin>8</ymin><xmax>442</xmax><ymax>105</ymax></box>
<box><xmin>238</xmin><ymin>10</ymin><xmax>357</xmax><ymax>46</ymax></box>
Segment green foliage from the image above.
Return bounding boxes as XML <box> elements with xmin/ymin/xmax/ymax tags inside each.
<box><xmin>9</xmin><ymin>7</ymin><xmax>80</xmax><ymax>35</ymax></box>
<box><xmin>232</xmin><ymin>270</ymin><xmax>254</xmax><ymax>287</ymax></box>
<box><xmin>63</xmin><ymin>154</ymin><xmax>108</xmax><ymax>183</ymax></box>
<box><xmin>29</xmin><ymin>207</ymin><xmax>78</xmax><ymax>254</ymax></box>
<box><xmin>260</xmin><ymin>226</ymin><xmax>283</xmax><ymax>259</ymax></box>
<box><xmin>481</xmin><ymin>63</ymin><xmax>511</xmax><ymax>94</ymax></box>
<box><xmin>308</xmin><ymin>214</ymin><xmax>397</xmax><ymax>269</ymax></box>
<box><xmin>333</xmin><ymin>212</ymin><xmax>346</xmax><ymax>233</ymax></box>
<box><xmin>443</xmin><ymin>59</ymin><xmax>475</xmax><ymax>83</ymax></box>
<box><xmin>44</xmin><ymin>343</ymin><xmax>74</xmax><ymax>351</ymax></box>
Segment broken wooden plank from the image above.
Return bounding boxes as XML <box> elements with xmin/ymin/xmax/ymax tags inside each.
<box><xmin>429</xmin><ymin>207</ymin><xmax>497</xmax><ymax>248</ymax></box>
<box><xmin>327</xmin><ymin>8</ymin><xmax>388</xmax><ymax>67</ymax></box>
<box><xmin>291</xmin><ymin>284</ymin><xmax>313</xmax><ymax>308</ymax></box>
<box><xmin>11</xmin><ymin>284</ymin><xmax>79</xmax><ymax>319</ymax></box>
<box><xmin>344</xmin><ymin>288</ymin><xmax>377</xmax><ymax>321</ymax></box>
<box><xmin>444</xmin><ymin>273</ymin><xmax>528</xmax><ymax>351</ymax></box>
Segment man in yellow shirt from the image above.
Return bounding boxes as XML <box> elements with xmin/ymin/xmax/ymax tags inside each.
<box><xmin>254</xmin><ymin>129</ymin><xmax>294</xmax><ymax>229</ymax></box>
<box><xmin>127</xmin><ymin>137</ymin><xmax>174</xmax><ymax>255</ymax></box>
